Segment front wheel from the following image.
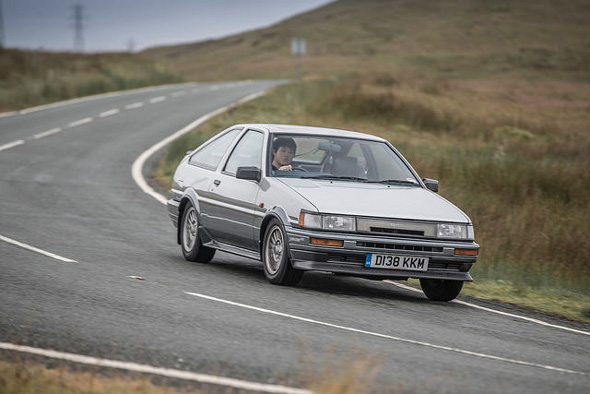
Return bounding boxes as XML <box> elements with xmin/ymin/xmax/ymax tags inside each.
<box><xmin>420</xmin><ymin>279</ymin><xmax>463</xmax><ymax>301</ymax></box>
<box><xmin>180</xmin><ymin>202</ymin><xmax>215</xmax><ymax>263</ymax></box>
<box><xmin>263</xmin><ymin>219</ymin><xmax>303</xmax><ymax>286</ymax></box>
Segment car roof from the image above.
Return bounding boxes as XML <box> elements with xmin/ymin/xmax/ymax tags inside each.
<box><xmin>235</xmin><ymin>124</ymin><xmax>387</xmax><ymax>142</ymax></box>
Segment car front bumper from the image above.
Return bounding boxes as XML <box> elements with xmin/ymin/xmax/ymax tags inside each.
<box><xmin>286</xmin><ymin>227</ymin><xmax>478</xmax><ymax>281</ymax></box>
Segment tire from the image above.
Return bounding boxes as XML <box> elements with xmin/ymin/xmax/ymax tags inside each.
<box><xmin>262</xmin><ymin>219</ymin><xmax>303</xmax><ymax>286</ymax></box>
<box><xmin>420</xmin><ymin>279</ymin><xmax>463</xmax><ymax>301</ymax></box>
<box><xmin>180</xmin><ymin>201</ymin><xmax>215</xmax><ymax>263</ymax></box>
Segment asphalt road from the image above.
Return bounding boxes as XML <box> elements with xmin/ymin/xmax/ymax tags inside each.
<box><xmin>1</xmin><ymin>81</ymin><xmax>588</xmax><ymax>393</ymax></box>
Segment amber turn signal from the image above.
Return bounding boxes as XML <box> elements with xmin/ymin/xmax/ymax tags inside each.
<box><xmin>454</xmin><ymin>248</ymin><xmax>478</xmax><ymax>256</ymax></box>
<box><xmin>310</xmin><ymin>238</ymin><xmax>344</xmax><ymax>247</ymax></box>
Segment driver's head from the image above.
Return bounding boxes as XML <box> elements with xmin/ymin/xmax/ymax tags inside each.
<box><xmin>272</xmin><ymin>137</ymin><xmax>296</xmax><ymax>166</ymax></box>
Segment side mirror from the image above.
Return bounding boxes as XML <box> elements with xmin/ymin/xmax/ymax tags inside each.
<box><xmin>236</xmin><ymin>166</ymin><xmax>261</xmax><ymax>182</ymax></box>
<box><xmin>423</xmin><ymin>178</ymin><xmax>439</xmax><ymax>193</ymax></box>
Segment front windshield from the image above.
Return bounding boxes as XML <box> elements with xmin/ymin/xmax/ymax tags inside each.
<box><xmin>268</xmin><ymin>134</ymin><xmax>419</xmax><ymax>184</ymax></box>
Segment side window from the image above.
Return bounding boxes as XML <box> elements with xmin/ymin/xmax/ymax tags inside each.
<box><xmin>224</xmin><ymin>130</ymin><xmax>264</xmax><ymax>175</ymax></box>
<box><xmin>189</xmin><ymin>129</ymin><xmax>240</xmax><ymax>170</ymax></box>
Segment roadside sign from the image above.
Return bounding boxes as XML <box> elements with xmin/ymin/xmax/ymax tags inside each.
<box><xmin>291</xmin><ymin>38</ymin><xmax>306</xmax><ymax>56</ymax></box>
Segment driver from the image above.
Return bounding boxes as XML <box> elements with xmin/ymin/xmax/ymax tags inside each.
<box><xmin>271</xmin><ymin>137</ymin><xmax>296</xmax><ymax>171</ymax></box>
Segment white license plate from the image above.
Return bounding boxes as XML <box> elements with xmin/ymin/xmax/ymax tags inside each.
<box><xmin>365</xmin><ymin>253</ymin><xmax>429</xmax><ymax>271</ymax></box>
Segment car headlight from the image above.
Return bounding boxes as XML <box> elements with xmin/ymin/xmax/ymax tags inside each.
<box><xmin>299</xmin><ymin>211</ymin><xmax>356</xmax><ymax>232</ymax></box>
<box><xmin>437</xmin><ymin>223</ymin><xmax>474</xmax><ymax>240</ymax></box>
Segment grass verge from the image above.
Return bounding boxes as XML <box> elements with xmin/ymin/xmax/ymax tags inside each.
<box><xmin>154</xmin><ymin>75</ymin><xmax>590</xmax><ymax>324</ymax></box>
<box><xmin>0</xmin><ymin>48</ymin><xmax>183</xmax><ymax>112</ymax></box>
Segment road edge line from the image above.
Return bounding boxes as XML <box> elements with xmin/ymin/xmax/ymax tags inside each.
<box><xmin>384</xmin><ymin>280</ymin><xmax>590</xmax><ymax>336</ymax></box>
<box><xmin>131</xmin><ymin>90</ymin><xmax>267</xmax><ymax>206</ymax></box>
<box><xmin>0</xmin><ymin>342</ymin><xmax>310</xmax><ymax>394</ymax></box>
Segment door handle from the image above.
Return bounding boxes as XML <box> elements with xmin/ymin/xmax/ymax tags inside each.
<box><xmin>213</xmin><ymin>179</ymin><xmax>221</xmax><ymax>186</ymax></box>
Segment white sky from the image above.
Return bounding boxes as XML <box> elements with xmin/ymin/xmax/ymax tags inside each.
<box><xmin>2</xmin><ymin>0</ymin><xmax>333</xmax><ymax>52</ymax></box>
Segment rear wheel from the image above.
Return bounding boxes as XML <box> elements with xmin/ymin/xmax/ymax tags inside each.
<box><xmin>263</xmin><ymin>219</ymin><xmax>303</xmax><ymax>286</ymax></box>
<box><xmin>420</xmin><ymin>279</ymin><xmax>463</xmax><ymax>301</ymax></box>
<box><xmin>180</xmin><ymin>202</ymin><xmax>215</xmax><ymax>263</ymax></box>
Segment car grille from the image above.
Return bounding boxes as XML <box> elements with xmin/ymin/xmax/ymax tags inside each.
<box><xmin>357</xmin><ymin>241</ymin><xmax>443</xmax><ymax>253</ymax></box>
<box><xmin>369</xmin><ymin>227</ymin><xmax>425</xmax><ymax>236</ymax></box>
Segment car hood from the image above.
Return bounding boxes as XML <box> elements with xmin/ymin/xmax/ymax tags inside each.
<box><xmin>277</xmin><ymin>178</ymin><xmax>470</xmax><ymax>223</ymax></box>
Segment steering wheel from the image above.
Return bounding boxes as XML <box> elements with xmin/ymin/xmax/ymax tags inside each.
<box><xmin>291</xmin><ymin>166</ymin><xmax>308</xmax><ymax>172</ymax></box>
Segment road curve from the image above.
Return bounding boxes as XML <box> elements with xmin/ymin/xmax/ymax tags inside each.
<box><xmin>1</xmin><ymin>81</ymin><xmax>588</xmax><ymax>393</ymax></box>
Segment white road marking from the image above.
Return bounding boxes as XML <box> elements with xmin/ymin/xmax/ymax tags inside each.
<box><xmin>68</xmin><ymin>117</ymin><xmax>93</xmax><ymax>128</ymax></box>
<box><xmin>385</xmin><ymin>280</ymin><xmax>590</xmax><ymax>337</ymax></box>
<box><xmin>0</xmin><ymin>342</ymin><xmax>311</xmax><ymax>394</ymax></box>
<box><xmin>125</xmin><ymin>102</ymin><xmax>144</xmax><ymax>110</ymax></box>
<box><xmin>171</xmin><ymin>91</ymin><xmax>186</xmax><ymax>97</ymax></box>
<box><xmin>99</xmin><ymin>108</ymin><xmax>120</xmax><ymax>118</ymax></box>
<box><xmin>149</xmin><ymin>96</ymin><xmax>166</xmax><ymax>103</ymax></box>
<box><xmin>0</xmin><ymin>234</ymin><xmax>77</xmax><ymax>263</ymax></box>
<box><xmin>185</xmin><ymin>291</ymin><xmax>586</xmax><ymax>376</ymax></box>
<box><xmin>0</xmin><ymin>82</ymin><xmax>197</xmax><ymax>118</ymax></box>
<box><xmin>210</xmin><ymin>85</ymin><xmax>220</xmax><ymax>91</ymax></box>
<box><xmin>32</xmin><ymin>127</ymin><xmax>63</xmax><ymax>139</ymax></box>
<box><xmin>0</xmin><ymin>140</ymin><xmax>25</xmax><ymax>152</ymax></box>
<box><xmin>131</xmin><ymin>90</ymin><xmax>266</xmax><ymax>206</ymax></box>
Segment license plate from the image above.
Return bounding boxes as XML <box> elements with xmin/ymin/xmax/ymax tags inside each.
<box><xmin>365</xmin><ymin>253</ymin><xmax>429</xmax><ymax>271</ymax></box>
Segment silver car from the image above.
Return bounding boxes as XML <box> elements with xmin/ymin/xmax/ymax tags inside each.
<box><xmin>167</xmin><ymin>124</ymin><xmax>479</xmax><ymax>301</ymax></box>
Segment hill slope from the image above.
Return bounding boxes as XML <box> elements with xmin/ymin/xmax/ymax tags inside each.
<box><xmin>142</xmin><ymin>0</ymin><xmax>590</xmax><ymax>81</ymax></box>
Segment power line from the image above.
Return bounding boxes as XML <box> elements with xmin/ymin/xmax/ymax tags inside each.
<box><xmin>71</xmin><ymin>3</ymin><xmax>85</xmax><ymax>52</ymax></box>
<box><xmin>0</xmin><ymin>0</ymin><xmax>5</xmax><ymax>48</ymax></box>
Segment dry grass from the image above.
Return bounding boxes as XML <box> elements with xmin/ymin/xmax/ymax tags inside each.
<box><xmin>0</xmin><ymin>359</ymin><xmax>189</xmax><ymax>394</ymax></box>
<box><xmin>0</xmin><ymin>48</ymin><xmax>182</xmax><ymax>112</ymax></box>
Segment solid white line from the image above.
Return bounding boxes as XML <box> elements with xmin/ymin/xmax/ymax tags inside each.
<box><xmin>149</xmin><ymin>96</ymin><xmax>166</xmax><ymax>103</ymax></box>
<box><xmin>125</xmin><ymin>102</ymin><xmax>144</xmax><ymax>110</ymax></box>
<box><xmin>384</xmin><ymin>280</ymin><xmax>590</xmax><ymax>337</ymax></box>
<box><xmin>0</xmin><ymin>342</ymin><xmax>310</xmax><ymax>394</ymax></box>
<box><xmin>185</xmin><ymin>291</ymin><xmax>586</xmax><ymax>376</ymax></box>
<box><xmin>99</xmin><ymin>109</ymin><xmax>120</xmax><ymax>118</ymax></box>
<box><xmin>0</xmin><ymin>234</ymin><xmax>77</xmax><ymax>263</ymax></box>
<box><xmin>131</xmin><ymin>90</ymin><xmax>267</xmax><ymax>206</ymax></box>
<box><xmin>68</xmin><ymin>117</ymin><xmax>93</xmax><ymax>128</ymax></box>
<box><xmin>32</xmin><ymin>127</ymin><xmax>63</xmax><ymax>139</ymax></box>
<box><xmin>0</xmin><ymin>140</ymin><xmax>25</xmax><ymax>152</ymax></box>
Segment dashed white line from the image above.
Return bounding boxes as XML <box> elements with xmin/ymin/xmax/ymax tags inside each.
<box><xmin>385</xmin><ymin>280</ymin><xmax>590</xmax><ymax>337</ymax></box>
<box><xmin>210</xmin><ymin>85</ymin><xmax>220</xmax><ymax>91</ymax></box>
<box><xmin>185</xmin><ymin>291</ymin><xmax>586</xmax><ymax>376</ymax></box>
<box><xmin>0</xmin><ymin>342</ymin><xmax>311</xmax><ymax>394</ymax></box>
<box><xmin>0</xmin><ymin>140</ymin><xmax>25</xmax><ymax>152</ymax></box>
<box><xmin>68</xmin><ymin>117</ymin><xmax>93</xmax><ymax>128</ymax></box>
<box><xmin>99</xmin><ymin>108</ymin><xmax>120</xmax><ymax>118</ymax></box>
<box><xmin>149</xmin><ymin>96</ymin><xmax>166</xmax><ymax>103</ymax></box>
<box><xmin>32</xmin><ymin>127</ymin><xmax>63</xmax><ymax>140</ymax></box>
<box><xmin>171</xmin><ymin>91</ymin><xmax>186</xmax><ymax>97</ymax></box>
<box><xmin>125</xmin><ymin>102</ymin><xmax>144</xmax><ymax>110</ymax></box>
<box><xmin>0</xmin><ymin>234</ymin><xmax>77</xmax><ymax>263</ymax></box>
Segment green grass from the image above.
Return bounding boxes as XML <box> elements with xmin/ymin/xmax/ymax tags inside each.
<box><xmin>154</xmin><ymin>76</ymin><xmax>590</xmax><ymax>324</ymax></box>
<box><xmin>0</xmin><ymin>48</ymin><xmax>183</xmax><ymax>112</ymax></box>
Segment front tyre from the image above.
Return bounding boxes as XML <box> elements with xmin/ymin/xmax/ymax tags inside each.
<box><xmin>180</xmin><ymin>202</ymin><xmax>215</xmax><ymax>263</ymax></box>
<box><xmin>420</xmin><ymin>279</ymin><xmax>463</xmax><ymax>301</ymax></box>
<box><xmin>263</xmin><ymin>219</ymin><xmax>303</xmax><ymax>286</ymax></box>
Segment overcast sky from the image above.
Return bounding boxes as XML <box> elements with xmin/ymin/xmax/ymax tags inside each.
<box><xmin>2</xmin><ymin>0</ymin><xmax>333</xmax><ymax>52</ymax></box>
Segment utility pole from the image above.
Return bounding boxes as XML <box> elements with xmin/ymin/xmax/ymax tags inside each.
<box><xmin>71</xmin><ymin>3</ymin><xmax>85</xmax><ymax>52</ymax></box>
<box><xmin>0</xmin><ymin>0</ymin><xmax>5</xmax><ymax>48</ymax></box>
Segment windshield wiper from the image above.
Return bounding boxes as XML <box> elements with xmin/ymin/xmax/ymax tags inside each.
<box><xmin>366</xmin><ymin>179</ymin><xmax>419</xmax><ymax>185</ymax></box>
<box><xmin>300</xmin><ymin>175</ymin><xmax>368</xmax><ymax>181</ymax></box>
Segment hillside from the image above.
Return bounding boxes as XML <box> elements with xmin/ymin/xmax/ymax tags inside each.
<box><xmin>0</xmin><ymin>49</ymin><xmax>182</xmax><ymax>112</ymax></box>
<box><xmin>141</xmin><ymin>0</ymin><xmax>590</xmax><ymax>81</ymax></box>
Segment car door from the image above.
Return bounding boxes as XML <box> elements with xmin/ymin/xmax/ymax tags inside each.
<box><xmin>205</xmin><ymin>129</ymin><xmax>264</xmax><ymax>250</ymax></box>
